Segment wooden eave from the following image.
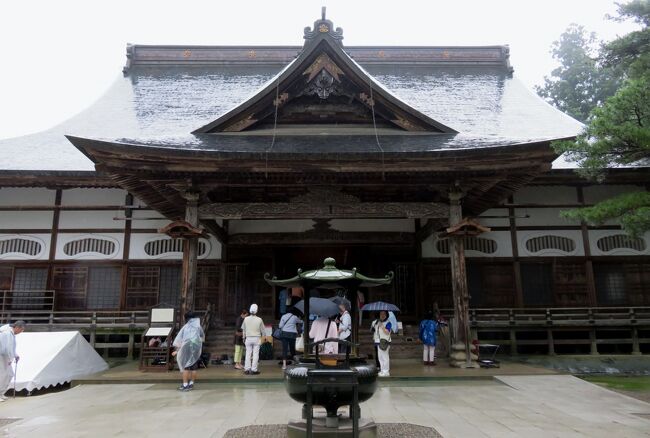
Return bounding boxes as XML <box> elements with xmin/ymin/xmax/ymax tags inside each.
<box><xmin>0</xmin><ymin>170</ymin><xmax>116</xmax><ymax>189</ymax></box>
<box><xmin>68</xmin><ymin>135</ymin><xmax>558</xmax><ymax>220</ymax></box>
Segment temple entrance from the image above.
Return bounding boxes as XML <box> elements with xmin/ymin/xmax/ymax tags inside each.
<box><xmin>223</xmin><ymin>244</ymin><xmax>418</xmax><ymax>322</ymax></box>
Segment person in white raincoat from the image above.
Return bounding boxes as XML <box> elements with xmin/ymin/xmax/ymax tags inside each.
<box><xmin>0</xmin><ymin>321</ymin><xmax>25</xmax><ymax>400</ymax></box>
<box><xmin>172</xmin><ymin>312</ymin><xmax>205</xmax><ymax>391</ymax></box>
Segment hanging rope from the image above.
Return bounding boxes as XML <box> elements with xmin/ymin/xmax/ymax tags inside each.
<box><xmin>368</xmin><ymin>81</ymin><xmax>386</xmax><ymax>181</ymax></box>
<box><xmin>265</xmin><ymin>80</ymin><xmax>280</xmax><ymax>179</ymax></box>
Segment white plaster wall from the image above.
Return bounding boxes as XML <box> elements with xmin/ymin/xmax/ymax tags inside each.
<box><xmin>130</xmin><ymin>209</ymin><xmax>171</xmax><ymax>230</ymax></box>
<box><xmin>58</xmin><ymin>211</ymin><xmax>124</xmax><ymax>229</ymax></box>
<box><xmin>329</xmin><ymin>219</ymin><xmax>415</xmax><ymax>232</ymax></box>
<box><xmin>589</xmin><ymin>230</ymin><xmax>650</xmax><ymax>256</ymax></box>
<box><xmin>0</xmin><ymin>188</ymin><xmax>56</xmax><ymax>206</ymax></box>
<box><xmin>477</xmin><ymin>208</ymin><xmax>509</xmax><ymax>228</ymax></box>
<box><xmin>517</xmin><ymin>229</ymin><xmax>585</xmax><ymax>257</ymax></box>
<box><xmin>514</xmin><ymin>207</ymin><xmax>580</xmax><ymax>227</ymax></box>
<box><xmin>513</xmin><ymin>185</ymin><xmax>578</xmax><ymax>204</ymax></box>
<box><xmin>0</xmin><ymin>211</ymin><xmax>54</xmax><ymax>229</ymax></box>
<box><xmin>229</xmin><ymin>219</ymin><xmax>314</xmax><ymax>234</ymax></box>
<box><xmin>421</xmin><ymin>231</ymin><xmax>512</xmax><ymax>258</ymax></box>
<box><xmin>60</xmin><ymin>188</ymin><xmax>127</xmax><ymax>206</ymax></box>
<box><xmin>55</xmin><ymin>233</ymin><xmax>123</xmax><ymax>260</ymax></box>
<box><xmin>583</xmin><ymin>184</ymin><xmax>645</xmax><ymax>204</ymax></box>
<box><xmin>129</xmin><ymin>234</ymin><xmax>222</xmax><ymax>260</ymax></box>
<box><xmin>0</xmin><ymin>233</ymin><xmax>50</xmax><ymax>260</ymax></box>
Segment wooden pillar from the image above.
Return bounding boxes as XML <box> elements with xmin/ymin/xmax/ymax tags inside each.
<box><xmin>448</xmin><ymin>190</ymin><xmax>476</xmax><ymax>368</ymax></box>
<box><xmin>547</xmin><ymin>329</ymin><xmax>555</xmax><ymax>355</ymax></box>
<box><xmin>577</xmin><ymin>187</ymin><xmax>597</xmax><ymax>306</ymax></box>
<box><xmin>507</xmin><ymin>196</ymin><xmax>524</xmax><ymax>307</ymax></box>
<box><xmin>181</xmin><ymin>191</ymin><xmax>200</xmax><ymax>321</ymax></box>
<box><xmin>351</xmin><ymin>285</ymin><xmax>359</xmax><ymax>357</ymax></box>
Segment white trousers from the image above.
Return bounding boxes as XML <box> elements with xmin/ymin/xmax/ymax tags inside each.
<box><xmin>377</xmin><ymin>345</ymin><xmax>390</xmax><ymax>373</ymax></box>
<box><xmin>0</xmin><ymin>357</ymin><xmax>13</xmax><ymax>395</ymax></box>
<box><xmin>244</xmin><ymin>337</ymin><xmax>261</xmax><ymax>372</ymax></box>
<box><xmin>423</xmin><ymin>345</ymin><xmax>435</xmax><ymax>362</ymax></box>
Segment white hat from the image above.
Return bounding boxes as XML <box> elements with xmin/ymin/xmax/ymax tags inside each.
<box><xmin>249</xmin><ymin>304</ymin><xmax>258</xmax><ymax>314</ymax></box>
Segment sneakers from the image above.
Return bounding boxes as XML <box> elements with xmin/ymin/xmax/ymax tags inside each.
<box><xmin>177</xmin><ymin>384</ymin><xmax>191</xmax><ymax>392</ymax></box>
<box><xmin>0</xmin><ymin>395</ymin><xmax>8</xmax><ymax>401</ymax></box>
<box><xmin>251</xmin><ymin>371</ymin><xmax>260</xmax><ymax>375</ymax></box>
<box><xmin>378</xmin><ymin>371</ymin><xmax>390</xmax><ymax>377</ymax></box>
<box><xmin>244</xmin><ymin>370</ymin><xmax>251</xmax><ymax>375</ymax></box>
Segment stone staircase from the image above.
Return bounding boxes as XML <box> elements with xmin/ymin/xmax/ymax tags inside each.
<box><xmin>203</xmin><ymin>321</ymin><xmax>448</xmax><ymax>361</ymax></box>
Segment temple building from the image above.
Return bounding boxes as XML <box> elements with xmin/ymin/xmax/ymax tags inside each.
<box><xmin>1</xmin><ymin>12</ymin><xmax>648</xmax><ymax>356</ymax></box>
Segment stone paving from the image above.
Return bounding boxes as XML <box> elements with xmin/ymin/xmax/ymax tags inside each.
<box><xmin>0</xmin><ymin>375</ymin><xmax>648</xmax><ymax>437</ymax></box>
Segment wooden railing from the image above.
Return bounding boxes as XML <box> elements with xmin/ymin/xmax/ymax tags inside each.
<box><xmin>0</xmin><ymin>290</ymin><xmax>55</xmax><ymax>313</ymax></box>
<box><xmin>0</xmin><ymin>309</ymin><xmax>150</xmax><ymax>359</ymax></box>
<box><xmin>438</xmin><ymin>306</ymin><xmax>650</xmax><ymax>355</ymax></box>
<box><xmin>465</xmin><ymin>306</ymin><xmax>650</xmax><ymax>328</ymax></box>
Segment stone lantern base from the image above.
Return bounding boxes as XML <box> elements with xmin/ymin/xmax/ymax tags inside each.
<box><xmin>287</xmin><ymin>417</ymin><xmax>377</xmax><ymax>438</ymax></box>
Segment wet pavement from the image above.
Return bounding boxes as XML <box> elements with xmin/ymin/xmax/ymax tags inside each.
<box><xmin>0</xmin><ymin>375</ymin><xmax>649</xmax><ymax>437</ymax></box>
<box><xmin>73</xmin><ymin>358</ymin><xmax>557</xmax><ymax>384</ymax></box>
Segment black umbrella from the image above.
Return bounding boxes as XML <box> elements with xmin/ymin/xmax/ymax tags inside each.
<box><xmin>329</xmin><ymin>295</ymin><xmax>351</xmax><ymax>310</ymax></box>
<box><xmin>295</xmin><ymin>298</ymin><xmax>340</xmax><ymax>318</ymax></box>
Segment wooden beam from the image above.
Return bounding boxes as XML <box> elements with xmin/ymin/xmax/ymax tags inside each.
<box><xmin>201</xmin><ymin>219</ymin><xmax>228</xmax><ymax>244</ymax></box>
<box><xmin>416</xmin><ymin>218</ymin><xmax>445</xmax><ymax>242</ymax></box>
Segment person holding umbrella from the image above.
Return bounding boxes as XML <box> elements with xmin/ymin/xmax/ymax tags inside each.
<box><xmin>0</xmin><ymin>321</ymin><xmax>25</xmax><ymax>400</ymax></box>
<box><xmin>337</xmin><ymin>302</ymin><xmax>352</xmax><ymax>355</ymax></box>
<box><xmin>371</xmin><ymin>311</ymin><xmax>392</xmax><ymax>377</ymax></box>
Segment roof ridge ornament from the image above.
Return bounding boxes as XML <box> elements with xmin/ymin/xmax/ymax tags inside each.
<box><xmin>304</xmin><ymin>7</ymin><xmax>343</xmax><ymax>45</ymax></box>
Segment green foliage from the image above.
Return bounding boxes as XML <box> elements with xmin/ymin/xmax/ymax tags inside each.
<box><xmin>554</xmin><ymin>76</ymin><xmax>650</xmax><ymax>179</ymax></box>
<box><xmin>560</xmin><ymin>191</ymin><xmax>650</xmax><ymax>237</ymax></box>
<box><xmin>536</xmin><ymin>24</ymin><xmax>622</xmax><ymax>122</ymax></box>
<box><xmin>602</xmin><ymin>0</ymin><xmax>650</xmax><ymax>78</ymax></box>
<box><xmin>548</xmin><ymin>1</ymin><xmax>650</xmax><ymax>235</ymax></box>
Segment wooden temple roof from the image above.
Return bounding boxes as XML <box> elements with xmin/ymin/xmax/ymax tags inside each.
<box><xmin>0</xmin><ymin>11</ymin><xmax>582</xmax><ymax>173</ymax></box>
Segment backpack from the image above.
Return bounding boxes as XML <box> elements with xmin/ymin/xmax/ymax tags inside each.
<box><xmin>259</xmin><ymin>341</ymin><xmax>274</xmax><ymax>360</ymax></box>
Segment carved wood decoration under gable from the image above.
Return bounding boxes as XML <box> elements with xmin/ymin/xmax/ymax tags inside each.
<box><xmin>228</xmin><ymin>219</ymin><xmax>414</xmax><ymax>246</ymax></box>
<box><xmin>199</xmin><ymin>188</ymin><xmax>447</xmax><ymax>219</ymax></box>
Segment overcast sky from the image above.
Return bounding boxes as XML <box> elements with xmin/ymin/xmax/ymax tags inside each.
<box><xmin>0</xmin><ymin>0</ymin><xmax>639</xmax><ymax>140</ymax></box>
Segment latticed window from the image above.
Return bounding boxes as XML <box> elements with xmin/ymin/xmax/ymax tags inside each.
<box><xmin>87</xmin><ymin>266</ymin><xmax>121</xmax><ymax>309</ymax></box>
<box><xmin>595</xmin><ymin>264</ymin><xmax>627</xmax><ymax>305</ymax></box>
<box><xmin>126</xmin><ymin>266</ymin><xmax>160</xmax><ymax>309</ymax></box>
<box><xmin>436</xmin><ymin>237</ymin><xmax>497</xmax><ymax>255</ymax></box>
<box><xmin>521</xmin><ymin>263</ymin><xmax>554</xmax><ymax>306</ymax></box>
<box><xmin>158</xmin><ymin>266</ymin><xmax>182</xmax><ymax>309</ymax></box>
<box><xmin>52</xmin><ymin>267</ymin><xmax>88</xmax><ymax>310</ymax></box>
<box><xmin>195</xmin><ymin>265</ymin><xmax>221</xmax><ymax>311</ymax></box>
<box><xmin>0</xmin><ymin>238</ymin><xmax>42</xmax><ymax>256</ymax></box>
<box><xmin>144</xmin><ymin>238</ymin><xmax>207</xmax><ymax>257</ymax></box>
<box><xmin>597</xmin><ymin>234</ymin><xmax>646</xmax><ymax>253</ymax></box>
<box><xmin>468</xmin><ymin>263</ymin><xmax>516</xmax><ymax>308</ymax></box>
<box><xmin>63</xmin><ymin>238</ymin><xmax>116</xmax><ymax>256</ymax></box>
<box><xmin>525</xmin><ymin>235</ymin><xmax>575</xmax><ymax>254</ymax></box>
<box><xmin>11</xmin><ymin>267</ymin><xmax>49</xmax><ymax>310</ymax></box>
<box><xmin>554</xmin><ymin>263</ymin><xmax>589</xmax><ymax>306</ymax></box>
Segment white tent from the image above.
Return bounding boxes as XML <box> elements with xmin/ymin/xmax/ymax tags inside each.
<box><xmin>13</xmin><ymin>331</ymin><xmax>108</xmax><ymax>392</ymax></box>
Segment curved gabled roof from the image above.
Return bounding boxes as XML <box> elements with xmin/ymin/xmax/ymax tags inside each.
<box><xmin>192</xmin><ymin>16</ymin><xmax>457</xmax><ymax>134</ymax></box>
<box><xmin>0</xmin><ymin>13</ymin><xmax>583</xmax><ymax>172</ymax></box>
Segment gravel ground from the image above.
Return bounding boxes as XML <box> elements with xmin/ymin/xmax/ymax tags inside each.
<box><xmin>223</xmin><ymin>423</ymin><xmax>441</xmax><ymax>438</ymax></box>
